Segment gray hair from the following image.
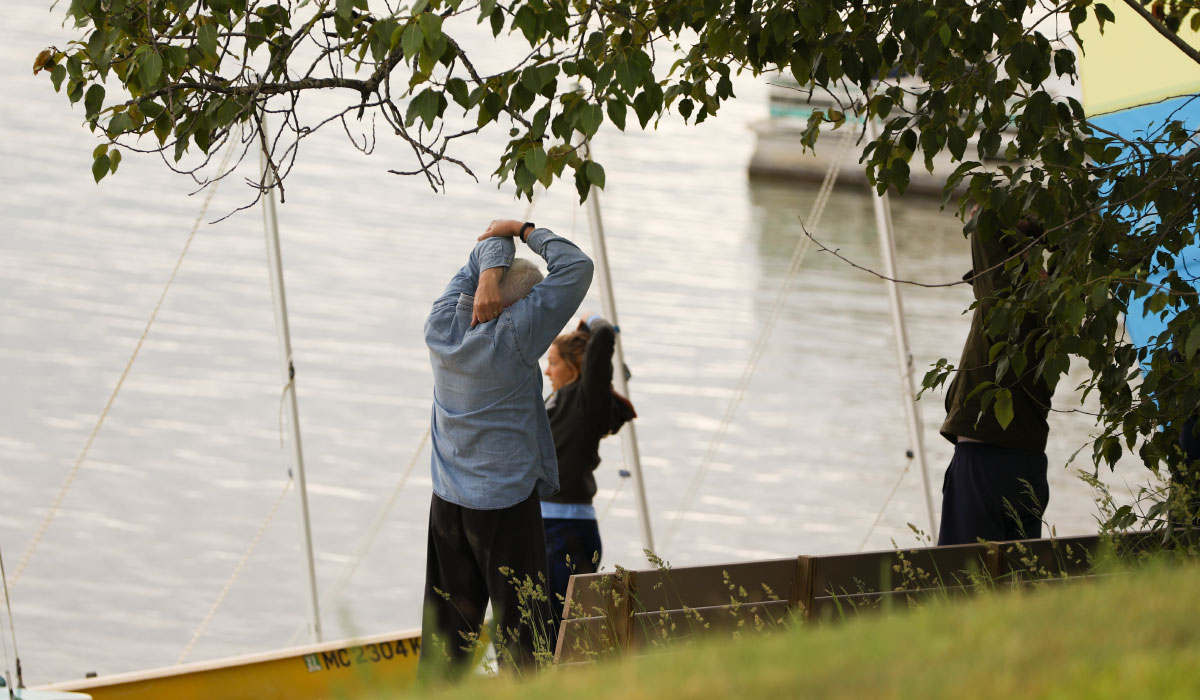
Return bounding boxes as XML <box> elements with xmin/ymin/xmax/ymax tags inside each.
<box><xmin>499</xmin><ymin>258</ymin><xmax>543</xmax><ymax>307</ymax></box>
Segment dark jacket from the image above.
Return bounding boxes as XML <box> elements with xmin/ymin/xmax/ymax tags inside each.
<box><xmin>543</xmin><ymin>318</ymin><xmax>634</xmax><ymax>504</ymax></box>
<box><xmin>940</xmin><ymin>228</ymin><xmax>1053</xmax><ymax>452</ymax></box>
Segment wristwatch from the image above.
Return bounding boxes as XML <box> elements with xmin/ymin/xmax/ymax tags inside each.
<box><xmin>519</xmin><ymin>221</ymin><xmax>535</xmax><ymax>242</ymax></box>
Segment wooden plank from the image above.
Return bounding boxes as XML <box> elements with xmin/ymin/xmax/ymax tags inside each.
<box><xmin>556</xmin><ymin>530</ymin><xmax>1172</xmax><ymax>664</ymax></box>
<box><xmin>808</xmin><ymin>585</ymin><xmax>977</xmax><ymax>622</ymax></box>
<box><xmin>556</xmin><ymin>600</ymin><xmax>793</xmax><ymax>661</ymax></box>
<box><xmin>794</xmin><ymin>555</ymin><xmax>815</xmax><ymax>621</ymax></box>
<box><xmin>630</xmin><ymin>600</ymin><xmax>792</xmax><ymax>647</ymax></box>
<box><xmin>561</xmin><ymin>569</ymin><xmax>623</xmax><ymax>621</ymax></box>
<box><xmin>805</xmin><ymin>543</ymin><xmax>994</xmax><ymax>599</ymax></box>
<box><xmin>991</xmin><ymin>534</ymin><xmax>1101</xmax><ymax>582</ymax></box>
<box><xmin>554</xmin><ymin>616</ymin><xmax>621</xmax><ymax>663</ymax></box>
<box><xmin>563</xmin><ymin>558</ymin><xmax>795</xmax><ymax>619</ymax></box>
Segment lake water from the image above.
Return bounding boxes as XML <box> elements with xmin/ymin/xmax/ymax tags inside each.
<box><xmin>1</xmin><ymin>5</ymin><xmax>1155</xmax><ymax>685</ymax></box>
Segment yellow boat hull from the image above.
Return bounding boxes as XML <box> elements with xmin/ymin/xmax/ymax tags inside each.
<box><xmin>37</xmin><ymin>629</ymin><xmax>422</xmax><ymax>700</ymax></box>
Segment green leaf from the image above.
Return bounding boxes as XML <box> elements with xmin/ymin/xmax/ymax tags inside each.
<box><xmin>490</xmin><ymin>7</ymin><xmax>504</xmax><ymax>36</ymax></box>
<box><xmin>520</xmin><ymin>65</ymin><xmax>543</xmax><ymax>93</ymax></box>
<box><xmin>1147</xmin><ymin>292</ymin><xmax>1169</xmax><ymax>316</ymax></box>
<box><xmin>109</xmin><ymin>149</ymin><xmax>122</xmax><ymax>173</ymax></box>
<box><xmin>216</xmin><ymin>98</ymin><xmax>241</xmax><ymax>127</ymax></box>
<box><xmin>446</xmin><ymin>78</ymin><xmax>470</xmax><ymax>109</ymax></box>
<box><xmin>419</xmin><ymin>12</ymin><xmax>445</xmax><ymax>55</ymax></box>
<box><xmin>514</xmin><ymin>161</ymin><xmax>536</xmax><ymax>195</ymax></box>
<box><xmin>87</xmin><ymin>28</ymin><xmax>107</xmax><ymax>66</ymax></box>
<box><xmin>140</xmin><ymin>52</ymin><xmax>163</xmax><ymax>91</ymax></box>
<box><xmin>92</xmin><ymin>153</ymin><xmax>111</xmax><ymax>183</ymax></box>
<box><xmin>577</xmin><ymin>103</ymin><xmax>603</xmax><ymax>137</ymax></box>
<box><xmin>84</xmin><ymin>84</ymin><xmax>105</xmax><ymax>118</ymax></box>
<box><xmin>585</xmin><ymin>161</ymin><xmax>605</xmax><ymax>189</ymax></box>
<box><xmin>574</xmin><ymin>165</ymin><xmax>590</xmax><ymax>202</ymax></box>
<box><xmin>523</xmin><ymin>146</ymin><xmax>547</xmax><ymax>176</ymax></box>
<box><xmin>606</xmin><ymin>99</ymin><xmax>627</xmax><ymax>131</ymax></box>
<box><xmin>405</xmin><ymin>88</ymin><xmax>444</xmax><ymax>130</ymax></box>
<box><xmin>1186</xmin><ymin>326</ymin><xmax>1200</xmax><ymax>359</ymax></box>
<box><xmin>107</xmin><ymin>112</ymin><xmax>133</xmax><ymax>138</ymax></box>
<box><xmin>154</xmin><ymin>114</ymin><xmax>171</xmax><ymax>144</ymax></box>
<box><xmin>401</xmin><ymin>22</ymin><xmax>423</xmax><ymax>60</ymax></box>
<box><xmin>513</xmin><ymin>5</ymin><xmax>538</xmax><ymax>43</ymax></box>
<box><xmin>993</xmin><ymin>387</ymin><xmax>1014</xmax><ymax>429</ymax></box>
<box><xmin>198</xmin><ymin>23</ymin><xmax>218</xmax><ymax>59</ymax></box>
<box><xmin>633</xmin><ymin>91</ymin><xmax>655</xmax><ymax>128</ymax></box>
<box><xmin>1065</xmin><ymin>297</ymin><xmax>1085</xmax><ymax>329</ymax></box>
<box><xmin>677</xmin><ymin>97</ymin><xmax>693</xmax><ymax>120</ymax></box>
<box><xmin>947</xmin><ymin>126</ymin><xmax>966</xmax><ymax>160</ymax></box>
<box><xmin>51</xmin><ymin>64</ymin><xmax>67</xmax><ymax>92</ymax></box>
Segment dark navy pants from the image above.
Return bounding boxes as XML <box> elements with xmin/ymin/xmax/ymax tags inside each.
<box><xmin>937</xmin><ymin>442</ymin><xmax>1049</xmax><ymax>545</ymax></box>
<box><xmin>543</xmin><ymin>517</ymin><xmax>602</xmax><ymax>624</ymax></box>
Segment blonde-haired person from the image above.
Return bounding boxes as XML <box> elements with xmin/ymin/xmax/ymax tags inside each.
<box><xmin>541</xmin><ymin>312</ymin><xmax>636</xmax><ymax>623</ymax></box>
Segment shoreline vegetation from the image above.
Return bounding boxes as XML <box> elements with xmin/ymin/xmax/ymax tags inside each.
<box><xmin>416</xmin><ymin>557</ymin><xmax>1200</xmax><ymax>699</ymax></box>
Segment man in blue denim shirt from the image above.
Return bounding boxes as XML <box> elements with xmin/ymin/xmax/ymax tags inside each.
<box><xmin>418</xmin><ymin>219</ymin><xmax>593</xmax><ymax>679</ymax></box>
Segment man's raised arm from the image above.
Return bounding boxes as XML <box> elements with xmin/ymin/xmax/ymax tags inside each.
<box><xmin>476</xmin><ymin>220</ymin><xmax>593</xmax><ymax>362</ymax></box>
<box><xmin>437</xmin><ymin>232</ymin><xmax>515</xmax><ymax>310</ymax></box>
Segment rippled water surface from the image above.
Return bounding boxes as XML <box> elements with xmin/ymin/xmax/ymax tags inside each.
<box><xmin>2</xmin><ymin>5</ymin><xmax>1154</xmax><ymax>685</ymax></box>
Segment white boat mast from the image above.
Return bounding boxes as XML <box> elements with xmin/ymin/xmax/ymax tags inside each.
<box><xmin>260</xmin><ymin>135</ymin><xmax>323</xmax><ymax>643</ymax></box>
<box><xmin>582</xmin><ymin>150</ymin><xmax>657</xmax><ymax>558</ymax></box>
<box><xmin>865</xmin><ymin>118</ymin><xmax>939</xmax><ymax>537</ymax></box>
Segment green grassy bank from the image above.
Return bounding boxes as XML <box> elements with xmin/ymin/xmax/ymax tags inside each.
<box><xmin>428</xmin><ymin>559</ymin><xmax>1200</xmax><ymax>699</ymax></box>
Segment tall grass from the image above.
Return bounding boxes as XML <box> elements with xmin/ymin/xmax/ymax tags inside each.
<box><xmin>423</xmin><ymin>557</ymin><xmax>1200</xmax><ymax>700</ymax></box>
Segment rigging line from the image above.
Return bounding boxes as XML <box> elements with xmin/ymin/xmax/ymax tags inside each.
<box><xmin>321</xmin><ymin>427</ymin><xmax>430</xmax><ymax>606</ymax></box>
<box><xmin>1</xmin><ymin>543</ymin><xmax>20</xmax><ymax>693</ymax></box>
<box><xmin>11</xmin><ymin>137</ymin><xmax>239</xmax><ymax>588</ymax></box>
<box><xmin>662</xmin><ymin>126</ymin><xmax>857</xmax><ymax>551</ymax></box>
<box><xmin>284</xmin><ymin>426</ymin><xmax>431</xmax><ymax>647</ymax></box>
<box><xmin>176</xmin><ymin>475</ymin><xmax>295</xmax><ymax>665</ymax></box>
<box><xmin>598</xmin><ymin>473</ymin><xmax>629</xmax><ymax>522</ymax></box>
<box><xmin>856</xmin><ymin>456</ymin><xmax>916</xmax><ymax>552</ymax></box>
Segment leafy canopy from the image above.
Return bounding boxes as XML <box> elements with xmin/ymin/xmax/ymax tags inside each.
<box><xmin>33</xmin><ymin>0</ymin><xmax>1200</xmax><ymax>525</ymax></box>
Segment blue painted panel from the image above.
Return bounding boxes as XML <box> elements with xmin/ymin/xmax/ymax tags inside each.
<box><xmin>1090</xmin><ymin>96</ymin><xmax>1200</xmax><ymax>351</ymax></box>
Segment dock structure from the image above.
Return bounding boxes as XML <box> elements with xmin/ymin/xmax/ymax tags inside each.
<box><xmin>554</xmin><ymin>531</ymin><xmax>1169</xmax><ymax>663</ymax></box>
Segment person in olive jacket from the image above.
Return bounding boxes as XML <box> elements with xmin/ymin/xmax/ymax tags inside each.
<box><xmin>540</xmin><ymin>312</ymin><xmax>635</xmax><ymax>623</ymax></box>
<box><xmin>938</xmin><ymin>214</ymin><xmax>1055</xmax><ymax>545</ymax></box>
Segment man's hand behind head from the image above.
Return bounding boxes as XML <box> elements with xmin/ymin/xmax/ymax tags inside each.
<box><xmin>478</xmin><ymin>219</ymin><xmax>523</xmax><ymax>241</ymax></box>
<box><xmin>472</xmin><ymin>267</ymin><xmax>504</xmax><ymax>327</ymax></box>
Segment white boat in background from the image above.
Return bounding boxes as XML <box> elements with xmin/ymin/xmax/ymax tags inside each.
<box><xmin>748</xmin><ymin>75</ymin><xmax>1018</xmax><ymax>195</ymax></box>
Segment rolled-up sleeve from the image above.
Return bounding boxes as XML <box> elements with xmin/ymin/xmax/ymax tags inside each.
<box><xmin>437</xmin><ymin>236</ymin><xmax>515</xmax><ymax>300</ymax></box>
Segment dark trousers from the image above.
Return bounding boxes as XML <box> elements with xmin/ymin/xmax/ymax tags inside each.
<box><xmin>1171</xmin><ymin>415</ymin><xmax>1200</xmax><ymax>526</ymax></box>
<box><xmin>418</xmin><ymin>491</ymin><xmax>553</xmax><ymax>681</ymax></box>
<box><xmin>937</xmin><ymin>442</ymin><xmax>1050</xmax><ymax>546</ymax></box>
<box><xmin>543</xmin><ymin>517</ymin><xmax>602</xmax><ymax>624</ymax></box>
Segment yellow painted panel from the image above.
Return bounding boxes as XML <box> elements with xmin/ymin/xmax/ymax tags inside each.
<box><xmin>41</xmin><ymin>633</ymin><xmax>422</xmax><ymax>700</ymax></box>
<box><xmin>1077</xmin><ymin>2</ymin><xmax>1200</xmax><ymax>114</ymax></box>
